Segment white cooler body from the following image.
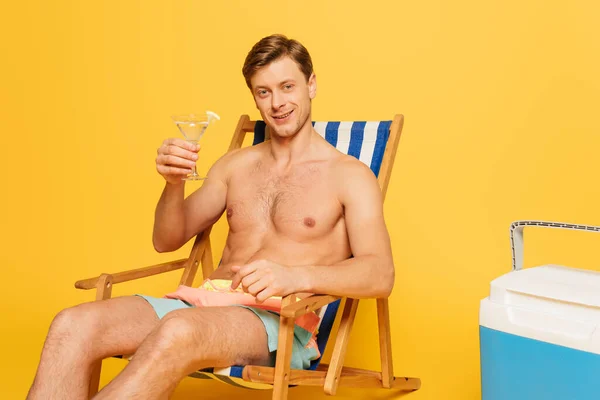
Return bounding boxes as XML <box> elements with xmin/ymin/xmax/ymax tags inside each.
<box><xmin>480</xmin><ymin>264</ymin><xmax>600</xmax><ymax>400</ymax></box>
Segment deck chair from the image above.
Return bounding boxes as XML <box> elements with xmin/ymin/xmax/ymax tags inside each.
<box><xmin>75</xmin><ymin>114</ymin><xmax>422</xmax><ymax>399</ymax></box>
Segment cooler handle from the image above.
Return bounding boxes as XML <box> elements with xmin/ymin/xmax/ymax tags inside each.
<box><xmin>510</xmin><ymin>220</ymin><xmax>600</xmax><ymax>271</ymax></box>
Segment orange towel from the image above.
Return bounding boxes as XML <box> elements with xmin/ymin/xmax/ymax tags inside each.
<box><xmin>164</xmin><ymin>279</ymin><xmax>321</xmax><ymax>333</ymax></box>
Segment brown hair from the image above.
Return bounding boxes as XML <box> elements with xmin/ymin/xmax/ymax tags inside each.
<box><xmin>242</xmin><ymin>34</ymin><xmax>314</xmax><ymax>89</ymax></box>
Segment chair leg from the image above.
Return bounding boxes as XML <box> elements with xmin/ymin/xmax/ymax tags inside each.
<box><xmin>272</xmin><ymin>295</ymin><xmax>296</xmax><ymax>400</ymax></box>
<box><xmin>88</xmin><ymin>274</ymin><xmax>112</xmax><ymax>396</ymax></box>
<box><xmin>377</xmin><ymin>298</ymin><xmax>394</xmax><ymax>388</ymax></box>
<box><xmin>324</xmin><ymin>298</ymin><xmax>359</xmax><ymax>396</ymax></box>
<box><xmin>88</xmin><ymin>360</ymin><xmax>102</xmax><ymax>397</ymax></box>
<box><xmin>200</xmin><ymin>236</ymin><xmax>214</xmax><ymax>279</ymax></box>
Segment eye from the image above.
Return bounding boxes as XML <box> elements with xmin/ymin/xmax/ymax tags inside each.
<box><xmin>256</xmin><ymin>89</ymin><xmax>269</xmax><ymax>98</ymax></box>
<box><xmin>283</xmin><ymin>84</ymin><xmax>294</xmax><ymax>90</ymax></box>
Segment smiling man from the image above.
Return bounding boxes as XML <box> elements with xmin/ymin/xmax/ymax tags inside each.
<box><xmin>28</xmin><ymin>34</ymin><xmax>395</xmax><ymax>400</ymax></box>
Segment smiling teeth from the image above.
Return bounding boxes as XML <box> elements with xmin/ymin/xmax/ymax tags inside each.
<box><xmin>274</xmin><ymin>111</ymin><xmax>292</xmax><ymax>119</ymax></box>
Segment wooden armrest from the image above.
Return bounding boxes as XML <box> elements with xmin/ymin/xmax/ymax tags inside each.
<box><xmin>74</xmin><ymin>258</ymin><xmax>189</xmax><ymax>290</ymax></box>
<box><xmin>280</xmin><ymin>294</ymin><xmax>341</xmax><ymax>318</ymax></box>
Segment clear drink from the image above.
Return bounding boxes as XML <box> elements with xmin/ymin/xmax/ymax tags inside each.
<box><xmin>174</xmin><ymin>120</ymin><xmax>209</xmax><ymax>142</ymax></box>
<box><xmin>170</xmin><ymin>112</ymin><xmax>219</xmax><ymax>181</ymax></box>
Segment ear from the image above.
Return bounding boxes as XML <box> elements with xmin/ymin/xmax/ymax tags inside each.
<box><xmin>308</xmin><ymin>73</ymin><xmax>317</xmax><ymax>100</ymax></box>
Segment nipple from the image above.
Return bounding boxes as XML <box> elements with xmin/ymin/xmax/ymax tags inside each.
<box><xmin>303</xmin><ymin>217</ymin><xmax>316</xmax><ymax>227</ymax></box>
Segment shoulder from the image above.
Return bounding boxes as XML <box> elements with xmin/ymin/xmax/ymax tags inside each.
<box><xmin>332</xmin><ymin>154</ymin><xmax>379</xmax><ymax>187</ymax></box>
<box><xmin>206</xmin><ymin>143</ymin><xmax>265</xmax><ymax>182</ymax></box>
<box><xmin>331</xmin><ymin>154</ymin><xmax>381</xmax><ymax>205</ymax></box>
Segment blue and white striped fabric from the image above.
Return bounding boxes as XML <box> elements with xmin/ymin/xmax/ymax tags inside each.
<box><xmin>252</xmin><ymin>120</ymin><xmax>392</xmax><ymax>177</ymax></box>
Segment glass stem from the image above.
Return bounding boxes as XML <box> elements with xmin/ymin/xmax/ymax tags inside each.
<box><xmin>189</xmin><ymin>140</ymin><xmax>199</xmax><ymax>177</ymax></box>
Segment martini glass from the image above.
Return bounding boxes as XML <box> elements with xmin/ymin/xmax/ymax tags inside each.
<box><xmin>171</xmin><ymin>111</ymin><xmax>220</xmax><ymax>180</ymax></box>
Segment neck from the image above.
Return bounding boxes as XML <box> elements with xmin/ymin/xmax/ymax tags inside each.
<box><xmin>268</xmin><ymin>117</ymin><xmax>316</xmax><ymax>167</ymax></box>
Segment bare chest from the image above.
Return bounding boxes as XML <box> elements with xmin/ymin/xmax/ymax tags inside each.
<box><xmin>226</xmin><ymin>162</ymin><xmax>342</xmax><ymax>238</ymax></box>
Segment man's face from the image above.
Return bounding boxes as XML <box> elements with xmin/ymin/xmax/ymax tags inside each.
<box><xmin>250</xmin><ymin>56</ymin><xmax>317</xmax><ymax>138</ymax></box>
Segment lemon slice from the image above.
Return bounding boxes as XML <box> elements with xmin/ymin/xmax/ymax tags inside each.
<box><xmin>206</xmin><ymin>110</ymin><xmax>220</xmax><ymax>123</ymax></box>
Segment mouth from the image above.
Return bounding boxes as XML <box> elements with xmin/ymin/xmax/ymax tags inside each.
<box><xmin>272</xmin><ymin>110</ymin><xmax>293</xmax><ymax>121</ymax></box>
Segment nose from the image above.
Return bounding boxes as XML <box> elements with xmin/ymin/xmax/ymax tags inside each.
<box><xmin>271</xmin><ymin>90</ymin><xmax>285</xmax><ymax>110</ymax></box>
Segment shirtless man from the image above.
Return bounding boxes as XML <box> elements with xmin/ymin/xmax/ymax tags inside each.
<box><xmin>27</xmin><ymin>34</ymin><xmax>395</xmax><ymax>400</ymax></box>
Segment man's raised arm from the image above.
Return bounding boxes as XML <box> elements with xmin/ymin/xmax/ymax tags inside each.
<box><xmin>153</xmin><ymin>138</ymin><xmax>230</xmax><ymax>253</ymax></box>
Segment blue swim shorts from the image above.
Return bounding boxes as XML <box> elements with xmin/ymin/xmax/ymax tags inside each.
<box><xmin>135</xmin><ymin>294</ymin><xmax>319</xmax><ymax>370</ymax></box>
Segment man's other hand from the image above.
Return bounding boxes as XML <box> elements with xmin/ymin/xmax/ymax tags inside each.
<box><xmin>156</xmin><ymin>138</ymin><xmax>200</xmax><ymax>184</ymax></box>
<box><xmin>230</xmin><ymin>260</ymin><xmax>303</xmax><ymax>303</ymax></box>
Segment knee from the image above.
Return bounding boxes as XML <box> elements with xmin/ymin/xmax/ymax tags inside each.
<box><xmin>49</xmin><ymin>303</ymin><xmax>101</xmax><ymax>342</ymax></box>
<box><xmin>153</xmin><ymin>312</ymin><xmax>202</xmax><ymax>352</ymax></box>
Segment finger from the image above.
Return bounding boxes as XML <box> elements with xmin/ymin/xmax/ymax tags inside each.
<box><xmin>247</xmin><ymin>279</ymin><xmax>268</xmax><ymax>297</ymax></box>
<box><xmin>242</xmin><ymin>271</ymin><xmax>264</xmax><ymax>293</ymax></box>
<box><xmin>156</xmin><ymin>153</ymin><xmax>197</xmax><ymax>170</ymax></box>
<box><xmin>164</xmin><ymin>138</ymin><xmax>200</xmax><ymax>152</ymax></box>
<box><xmin>160</xmin><ymin>144</ymin><xmax>200</xmax><ymax>162</ymax></box>
<box><xmin>156</xmin><ymin>165</ymin><xmax>192</xmax><ymax>176</ymax></box>
<box><xmin>232</xmin><ymin>263</ymin><xmax>259</xmax><ymax>291</ymax></box>
<box><xmin>230</xmin><ymin>266</ymin><xmax>243</xmax><ymax>289</ymax></box>
<box><xmin>255</xmin><ymin>286</ymin><xmax>277</xmax><ymax>303</ymax></box>
<box><xmin>238</xmin><ymin>262</ymin><xmax>259</xmax><ymax>279</ymax></box>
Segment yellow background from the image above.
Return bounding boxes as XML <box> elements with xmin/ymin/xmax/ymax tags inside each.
<box><xmin>2</xmin><ymin>1</ymin><xmax>600</xmax><ymax>398</ymax></box>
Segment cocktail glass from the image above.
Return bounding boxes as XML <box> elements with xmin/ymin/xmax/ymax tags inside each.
<box><xmin>171</xmin><ymin>111</ymin><xmax>220</xmax><ymax>180</ymax></box>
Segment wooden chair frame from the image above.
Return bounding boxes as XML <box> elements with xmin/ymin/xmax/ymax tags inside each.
<box><xmin>75</xmin><ymin>114</ymin><xmax>421</xmax><ymax>399</ymax></box>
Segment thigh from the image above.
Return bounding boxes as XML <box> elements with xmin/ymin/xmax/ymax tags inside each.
<box><xmin>68</xmin><ymin>295</ymin><xmax>161</xmax><ymax>359</ymax></box>
<box><xmin>163</xmin><ymin>306</ymin><xmax>271</xmax><ymax>368</ymax></box>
